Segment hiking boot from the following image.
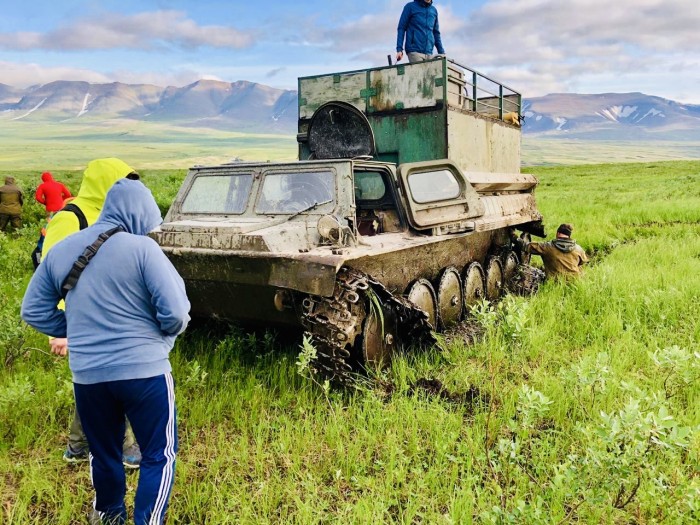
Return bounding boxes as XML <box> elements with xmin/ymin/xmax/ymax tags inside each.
<box><xmin>122</xmin><ymin>443</ymin><xmax>141</xmax><ymax>470</ymax></box>
<box><xmin>63</xmin><ymin>445</ymin><xmax>89</xmax><ymax>463</ymax></box>
<box><xmin>88</xmin><ymin>508</ymin><xmax>124</xmax><ymax>525</ymax></box>
<box><xmin>87</xmin><ymin>508</ymin><xmax>101</xmax><ymax>525</ymax></box>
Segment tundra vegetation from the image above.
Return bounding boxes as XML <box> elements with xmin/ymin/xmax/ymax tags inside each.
<box><xmin>1</xmin><ymin>160</ymin><xmax>698</xmax><ymax>524</ymax></box>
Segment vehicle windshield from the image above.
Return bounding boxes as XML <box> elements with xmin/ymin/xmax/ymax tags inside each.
<box><xmin>181</xmin><ymin>174</ymin><xmax>253</xmax><ymax>214</ymax></box>
<box><xmin>256</xmin><ymin>170</ymin><xmax>335</xmax><ymax>214</ymax></box>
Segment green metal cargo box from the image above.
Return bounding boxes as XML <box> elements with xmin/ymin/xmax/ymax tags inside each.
<box><xmin>298</xmin><ymin>57</ymin><xmax>523</xmax><ymax>174</ymax></box>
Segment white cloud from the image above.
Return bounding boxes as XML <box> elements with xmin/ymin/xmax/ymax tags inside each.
<box><xmin>457</xmin><ymin>0</ymin><xmax>700</xmax><ymax>58</ymax></box>
<box><xmin>304</xmin><ymin>0</ymin><xmax>700</xmax><ymax>102</ymax></box>
<box><xmin>0</xmin><ymin>61</ymin><xmax>112</xmax><ymax>87</ymax></box>
<box><xmin>0</xmin><ymin>10</ymin><xmax>254</xmax><ymax>51</ymax></box>
<box><xmin>1</xmin><ymin>1</ymin><xmax>699</xmax><ymax>103</ymax></box>
<box><xmin>0</xmin><ymin>60</ymin><xmax>214</xmax><ymax>89</ymax></box>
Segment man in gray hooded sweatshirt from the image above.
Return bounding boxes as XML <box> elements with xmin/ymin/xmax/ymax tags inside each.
<box><xmin>22</xmin><ymin>178</ymin><xmax>190</xmax><ymax>525</ymax></box>
<box><xmin>522</xmin><ymin>223</ymin><xmax>588</xmax><ymax>278</ymax></box>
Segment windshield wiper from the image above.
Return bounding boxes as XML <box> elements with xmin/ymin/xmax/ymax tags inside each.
<box><xmin>288</xmin><ymin>199</ymin><xmax>332</xmax><ymax>219</ymax></box>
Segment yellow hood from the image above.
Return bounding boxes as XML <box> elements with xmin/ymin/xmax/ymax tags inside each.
<box><xmin>74</xmin><ymin>158</ymin><xmax>135</xmax><ymax>210</ymax></box>
<box><xmin>43</xmin><ymin>158</ymin><xmax>135</xmax><ymax>257</ymax></box>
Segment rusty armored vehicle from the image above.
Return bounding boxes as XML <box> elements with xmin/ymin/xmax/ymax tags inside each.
<box><xmin>152</xmin><ymin>57</ymin><xmax>545</xmax><ymax>381</ymax></box>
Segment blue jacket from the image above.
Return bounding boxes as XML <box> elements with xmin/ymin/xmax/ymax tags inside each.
<box><xmin>396</xmin><ymin>0</ymin><xmax>445</xmax><ymax>55</ymax></box>
<box><xmin>22</xmin><ymin>178</ymin><xmax>190</xmax><ymax>385</ymax></box>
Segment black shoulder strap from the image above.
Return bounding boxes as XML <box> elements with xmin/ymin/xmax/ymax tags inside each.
<box><xmin>60</xmin><ymin>226</ymin><xmax>124</xmax><ymax>299</ymax></box>
<box><xmin>61</xmin><ymin>203</ymin><xmax>88</xmax><ymax>230</ymax></box>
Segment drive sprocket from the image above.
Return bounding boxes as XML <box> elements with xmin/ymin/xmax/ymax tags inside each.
<box><xmin>300</xmin><ymin>267</ymin><xmax>435</xmax><ymax>384</ymax></box>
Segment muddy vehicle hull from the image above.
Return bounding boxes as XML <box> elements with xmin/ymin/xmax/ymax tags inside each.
<box><xmin>154</xmin><ymin>58</ymin><xmax>545</xmax><ymax>381</ymax></box>
<box><xmin>162</xmin><ymin>228</ymin><xmax>503</xmax><ymax>325</ymax></box>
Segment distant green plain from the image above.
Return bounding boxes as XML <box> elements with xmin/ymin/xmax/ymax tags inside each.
<box><xmin>522</xmin><ymin>136</ymin><xmax>700</xmax><ymax>166</ymax></box>
<box><xmin>1</xmin><ymin>118</ymin><xmax>699</xmax><ymax>171</ymax></box>
<box><xmin>0</xmin><ymin>119</ymin><xmax>298</xmax><ymax>171</ymax></box>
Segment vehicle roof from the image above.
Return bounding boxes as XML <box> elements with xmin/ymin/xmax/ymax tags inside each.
<box><xmin>190</xmin><ymin>159</ymin><xmax>396</xmax><ymax>171</ymax></box>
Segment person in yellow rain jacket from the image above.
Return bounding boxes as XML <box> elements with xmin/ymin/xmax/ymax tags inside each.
<box><xmin>42</xmin><ymin>158</ymin><xmax>143</xmax><ymax>468</ymax></box>
<box><xmin>43</xmin><ymin>159</ymin><xmax>138</xmax><ymax>253</ymax></box>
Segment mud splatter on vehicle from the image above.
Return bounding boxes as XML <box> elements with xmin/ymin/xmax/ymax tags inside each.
<box><xmin>151</xmin><ymin>57</ymin><xmax>546</xmax><ymax>382</ymax></box>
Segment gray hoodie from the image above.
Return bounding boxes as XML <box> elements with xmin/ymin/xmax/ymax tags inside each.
<box><xmin>21</xmin><ymin>179</ymin><xmax>191</xmax><ymax>384</ymax></box>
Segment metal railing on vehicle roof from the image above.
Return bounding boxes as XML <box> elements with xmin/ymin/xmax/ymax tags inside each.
<box><xmin>446</xmin><ymin>58</ymin><xmax>522</xmax><ymax>119</ymax></box>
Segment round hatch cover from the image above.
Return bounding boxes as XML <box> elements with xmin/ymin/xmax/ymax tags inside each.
<box><xmin>308</xmin><ymin>101</ymin><xmax>376</xmax><ymax>159</ymax></box>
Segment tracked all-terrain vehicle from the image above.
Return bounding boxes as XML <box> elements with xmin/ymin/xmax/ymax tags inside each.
<box><xmin>152</xmin><ymin>57</ymin><xmax>545</xmax><ymax>381</ymax></box>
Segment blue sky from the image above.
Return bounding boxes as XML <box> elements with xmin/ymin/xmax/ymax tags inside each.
<box><xmin>1</xmin><ymin>0</ymin><xmax>698</xmax><ymax>103</ymax></box>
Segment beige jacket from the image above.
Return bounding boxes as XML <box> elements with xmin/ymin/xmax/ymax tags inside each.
<box><xmin>526</xmin><ymin>238</ymin><xmax>588</xmax><ymax>278</ymax></box>
<box><xmin>0</xmin><ymin>177</ymin><xmax>23</xmax><ymax>215</ymax></box>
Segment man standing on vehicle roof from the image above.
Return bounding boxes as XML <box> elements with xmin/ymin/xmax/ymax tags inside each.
<box><xmin>43</xmin><ymin>158</ymin><xmax>143</xmax><ymax>469</ymax></box>
<box><xmin>519</xmin><ymin>223</ymin><xmax>589</xmax><ymax>278</ymax></box>
<box><xmin>396</xmin><ymin>0</ymin><xmax>445</xmax><ymax>64</ymax></box>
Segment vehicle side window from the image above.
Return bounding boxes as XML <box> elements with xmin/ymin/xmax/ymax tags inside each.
<box><xmin>182</xmin><ymin>174</ymin><xmax>253</xmax><ymax>214</ymax></box>
<box><xmin>354</xmin><ymin>171</ymin><xmax>386</xmax><ymax>201</ymax></box>
<box><xmin>353</xmin><ymin>169</ymin><xmax>402</xmax><ymax>235</ymax></box>
<box><xmin>407</xmin><ymin>170</ymin><xmax>461</xmax><ymax>203</ymax></box>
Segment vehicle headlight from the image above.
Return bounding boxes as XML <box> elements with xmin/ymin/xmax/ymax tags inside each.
<box><xmin>317</xmin><ymin>214</ymin><xmax>342</xmax><ymax>243</ymax></box>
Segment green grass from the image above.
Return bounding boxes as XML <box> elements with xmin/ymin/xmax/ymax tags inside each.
<box><xmin>1</xmin><ymin>161</ymin><xmax>699</xmax><ymax>523</ymax></box>
<box><xmin>522</xmin><ymin>137</ymin><xmax>700</xmax><ymax>166</ymax></box>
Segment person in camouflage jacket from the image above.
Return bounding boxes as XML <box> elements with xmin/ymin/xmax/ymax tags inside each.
<box><xmin>0</xmin><ymin>176</ymin><xmax>24</xmax><ymax>232</ymax></box>
<box><xmin>522</xmin><ymin>223</ymin><xmax>588</xmax><ymax>278</ymax></box>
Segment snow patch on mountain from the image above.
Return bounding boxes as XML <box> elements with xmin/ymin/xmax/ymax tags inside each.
<box><xmin>597</xmin><ymin>105</ymin><xmax>639</xmax><ymax>122</ymax></box>
<box><xmin>637</xmin><ymin>108</ymin><xmax>665</xmax><ymax>123</ymax></box>
<box><xmin>11</xmin><ymin>98</ymin><xmax>47</xmax><ymax>120</ymax></box>
<box><xmin>77</xmin><ymin>92</ymin><xmax>91</xmax><ymax>117</ymax></box>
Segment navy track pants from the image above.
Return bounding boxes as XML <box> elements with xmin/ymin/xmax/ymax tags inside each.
<box><xmin>74</xmin><ymin>373</ymin><xmax>177</xmax><ymax>525</ymax></box>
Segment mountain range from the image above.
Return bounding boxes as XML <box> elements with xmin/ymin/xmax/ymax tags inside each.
<box><xmin>523</xmin><ymin>93</ymin><xmax>700</xmax><ymax>140</ymax></box>
<box><xmin>2</xmin><ymin>79</ymin><xmax>699</xmax><ymax>140</ymax></box>
<box><xmin>0</xmin><ymin>79</ymin><xmax>298</xmax><ymax>133</ymax></box>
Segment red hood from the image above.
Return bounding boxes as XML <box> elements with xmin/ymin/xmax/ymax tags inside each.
<box><xmin>41</xmin><ymin>171</ymin><xmax>54</xmax><ymax>182</ymax></box>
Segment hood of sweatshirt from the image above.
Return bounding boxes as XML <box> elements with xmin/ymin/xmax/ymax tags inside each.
<box><xmin>552</xmin><ymin>238</ymin><xmax>577</xmax><ymax>253</ymax></box>
<box><xmin>41</xmin><ymin>172</ymin><xmax>54</xmax><ymax>183</ymax></box>
<box><xmin>75</xmin><ymin>158</ymin><xmax>135</xmax><ymax>210</ymax></box>
<box><xmin>98</xmin><ymin>178</ymin><xmax>162</xmax><ymax>235</ymax></box>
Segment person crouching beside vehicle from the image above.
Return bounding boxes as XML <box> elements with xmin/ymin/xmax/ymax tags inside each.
<box><xmin>520</xmin><ymin>223</ymin><xmax>588</xmax><ymax>279</ymax></box>
<box><xmin>21</xmin><ymin>178</ymin><xmax>190</xmax><ymax>525</ymax></box>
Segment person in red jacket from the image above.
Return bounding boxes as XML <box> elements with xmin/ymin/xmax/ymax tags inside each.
<box><xmin>35</xmin><ymin>171</ymin><xmax>72</xmax><ymax>217</ymax></box>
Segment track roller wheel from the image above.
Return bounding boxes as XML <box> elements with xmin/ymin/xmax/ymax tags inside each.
<box><xmin>517</xmin><ymin>233</ymin><xmax>532</xmax><ymax>265</ymax></box>
<box><xmin>502</xmin><ymin>251</ymin><xmax>519</xmax><ymax>291</ymax></box>
<box><xmin>360</xmin><ymin>295</ymin><xmax>398</xmax><ymax>368</ymax></box>
<box><xmin>462</xmin><ymin>262</ymin><xmax>485</xmax><ymax>313</ymax></box>
<box><xmin>484</xmin><ymin>257</ymin><xmax>504</xmax><ymax>302</ymax></box>
<box><xmin>406</xmin><ymin>278</ymin><xmax>437</xmax><ymax>329</ymax></box>
<box><xmin>436</xmin><ymin>266</ymin><xmax>463</xmax><ymax>329</ymax></box>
